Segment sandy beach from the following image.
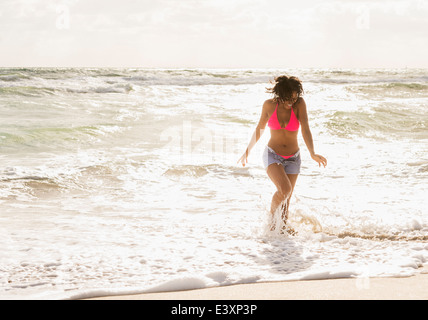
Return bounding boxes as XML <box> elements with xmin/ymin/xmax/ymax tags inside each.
<box><xmin>86</xmin><ymin>271</ymin><xmax>428</xmax><ymax>300</ymax></box>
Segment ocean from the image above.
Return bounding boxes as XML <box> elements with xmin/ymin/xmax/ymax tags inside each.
<box><xmin>0</xmin><ymin>67</ymin><xmax>427</xmax><ymax>299</ymax></box>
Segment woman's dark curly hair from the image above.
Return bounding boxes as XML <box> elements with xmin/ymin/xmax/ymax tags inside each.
<box><xmin>266</xmin><ymin>75</ymin><xmax>304</xmax><ymax>103</ymax></box>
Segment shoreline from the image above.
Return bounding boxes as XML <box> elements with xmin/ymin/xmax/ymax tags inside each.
<box><xmin>84</xmin><ymin>272</ymin><xmax>428</xmax><ymax>300</ymax></box>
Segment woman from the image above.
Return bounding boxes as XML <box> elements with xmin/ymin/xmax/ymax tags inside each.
<box><xmin>238</xmin><ymin>76</ymin><xmax>327</xmax><ymax>231</ymax></box>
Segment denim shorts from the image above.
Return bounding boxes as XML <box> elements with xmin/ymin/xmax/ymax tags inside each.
<box><xmin>262</xmin><ymin>146</ymin><xmax>301</xmax><ymax>174</ymax></box>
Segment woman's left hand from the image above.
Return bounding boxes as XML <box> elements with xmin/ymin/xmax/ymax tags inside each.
<box><xmin>237</xmin><ymin>150</ymin><xmax>249</xmax><ymax>167</ymax></box>
<box><xmin>311</xmin><ymin>154</ymin><xmax>327</xmax><ymax>168</ymax></box>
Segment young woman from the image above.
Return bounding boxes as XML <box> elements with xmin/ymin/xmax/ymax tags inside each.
<box><xmin>238</xmin><ymin>76</ymin><xmax>327</xmax><ymax>230</ymax></box>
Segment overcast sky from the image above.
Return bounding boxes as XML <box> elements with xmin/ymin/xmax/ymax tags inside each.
<box><xmin>1</xmin><ymin>0</ymin><xmax>427</xmax><ymax>68</ymax></box>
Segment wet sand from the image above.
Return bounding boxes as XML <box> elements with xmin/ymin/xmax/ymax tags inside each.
<box><xmin>85</xmin><ymin>272</ymin><xmax>428</xmax><ymax>300</ymax></box>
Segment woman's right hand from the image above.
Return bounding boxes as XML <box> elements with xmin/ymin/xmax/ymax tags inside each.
<box><xmin>311</xmin><ymin>153</ymin><xmax>327</xmax><ymax>168</ymax></box>
<box><xmin>237</xmin><ymin>150</ymin><xmax>249</xmax><ymax>167</ymax></box>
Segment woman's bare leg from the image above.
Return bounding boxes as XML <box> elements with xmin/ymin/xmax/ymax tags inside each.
<box><xmin>270</xmin><ymin>191</ymin><xmax>286</xmax><ymax>216</ymax></box>
<box><xmin>266</xmin><ymin>164</ymin><xmax>292</xmax><ymax>222</ymax></box>
<box><xmin>285</xmin><ymin>173</ymin><xmax>299</xmax><ymax>220</ymax></box>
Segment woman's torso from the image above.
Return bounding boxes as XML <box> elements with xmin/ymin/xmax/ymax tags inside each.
<box><xmin>266</xmin><ymin>99</ymin><xmax>300</xmax><ymax>156</ymax></box>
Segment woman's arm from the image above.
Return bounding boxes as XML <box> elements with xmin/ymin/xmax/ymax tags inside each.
<box><xmin>237</xmin><ymin>100</ymin><xmax>271</xmax><ymax>167</ymax></box>
<box><xmin>298</xmin><ymin>98</ymin><xmax>327</xmax><ymax>168</ymax></box>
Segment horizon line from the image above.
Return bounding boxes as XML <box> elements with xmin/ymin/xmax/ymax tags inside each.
<box><xmin>1</xmin><ymin>66</ymin><xmax>427</xmax><ymax>70</ymax></box>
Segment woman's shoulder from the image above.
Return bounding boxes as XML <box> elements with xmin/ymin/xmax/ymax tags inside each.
<box><xmin>293</xmin><ymin>97</ymin><xmax>306</xmax><ymax>111</ymax></box>
<box><xmin>263</xmin><ymin>99</ymin><xmax>277</xmax><ymax>111</ymax></box>
<box><xmin>293</xmin><ymin>97</ymin><xmax>307</xmax><ymax>119</ymax></box>
<box><xmin>294</xmin><ymin>97</ymin><xmax>306</xmax><ymax>107</ymax></box>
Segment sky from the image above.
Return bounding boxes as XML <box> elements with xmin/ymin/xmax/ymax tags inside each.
<box><xmin>1</xmin><ymin>0</ymin><xmax>427</xmax><ymax>68</ymax></box>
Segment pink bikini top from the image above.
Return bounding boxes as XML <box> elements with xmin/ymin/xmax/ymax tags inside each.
<box><xmin>267</xmin><ymin>103</ymin><xmax>300</xmax><ymax>131</ymax></box>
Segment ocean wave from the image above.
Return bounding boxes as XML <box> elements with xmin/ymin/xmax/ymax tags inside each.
<box><xmin>288</xmin><ymin>210</ymin><xmax>428</xmax><ymax>242</ymax></box>
<box><xmin>325</xmin><ymin>106</ymin><xmax>428</xmax><ymax>140</ymax></box>
<box><xmin>0</xmin><ymin>175</ymin><xmax>50</xmax><ymax>183</ymax></box>
<box><xmin>0</xmin><ymin>73</ymin><xmax>31</xmax><ymax>82</ymax></box>
<box><xmin>347</xmin><ymin>82</ymin><xmax>428</xmax><ymax>97</ymax></box>
<box><xmin>121</xmin><ymin>74</ymin><xmax>271</xmax><ymax>86</ymax></box>
<box><xmin>0</xmin><ymin>125</ymin><xmax>124</xmax><ymax>151</ymax></box>
<box><xmin>162</xmin><ymin>165</ymin><xmax>210</xmax><ymax>178</ymax></box>
<box><xmin>383</xmin><ymin>83</ymin><xmax>428</xmax><ymax>90</ymax></box>
<box><xmin>0</xmin><ymin>68</ymin><xmax>272</xmax><ymax>87</ymax></box>
<box><xmin>0</xmin><ymin>172</ymin><xmax>62</xmax><ymax>201</ymax></box>
<box><xmin>0</xmin><ymin>84</ymin><xmax>134</xmax><ymax>97</ymax></box>
<box><xmin>319</xmin><ymin>222</ymin><xmax>428</xmax><ymax>241</ymax></box>
<box><xmin>161</xmin><ymin>164</ymin><xmax>252</xmax><ymax>179</ymax></box>
<box><xmin>0</xmin><ymin>86</ymin><xmax>57</xmax><ymax>97</ymax></box>
<box><xmin>326</xmin><ymin>230</ymin><xmax>428</xmax><ymax>241</ymax></box>
<box><xmin>65</xmin><ymin>84</ymin><xmax>134</xmax><ymax>94</ymax></box>
<box><xmin>1</xmin><ymin>68</ymin><xmax>427</xmax><ymax>90</ymax></box>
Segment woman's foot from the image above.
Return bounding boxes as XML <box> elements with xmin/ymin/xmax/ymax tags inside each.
<box><xmin>280</xmin><ymin>225</ymin><xmax>298</xmax><ymax>236</ymax></box>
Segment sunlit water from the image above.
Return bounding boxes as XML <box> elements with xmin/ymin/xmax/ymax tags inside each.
<box><xmin>0</xmin><ymin>68</ymin><xmax>427</xmax><ymax>299</ymax></box>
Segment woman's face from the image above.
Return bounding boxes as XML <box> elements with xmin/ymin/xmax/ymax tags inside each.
<box><xmin>283</xmin><ymin>92</ymin><xmax>299</xmax><ymax>108</ymax></box>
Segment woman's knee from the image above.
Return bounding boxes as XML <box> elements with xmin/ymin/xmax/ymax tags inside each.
<box><xmin>277</xmin><ymin>183</ymin><xmax>292</xmax><ymax>200</ymax></box>
<box><xmin>267</xmin><ymin>163</ymin><xmax>292</xmax><ymax>200</ymax></box>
